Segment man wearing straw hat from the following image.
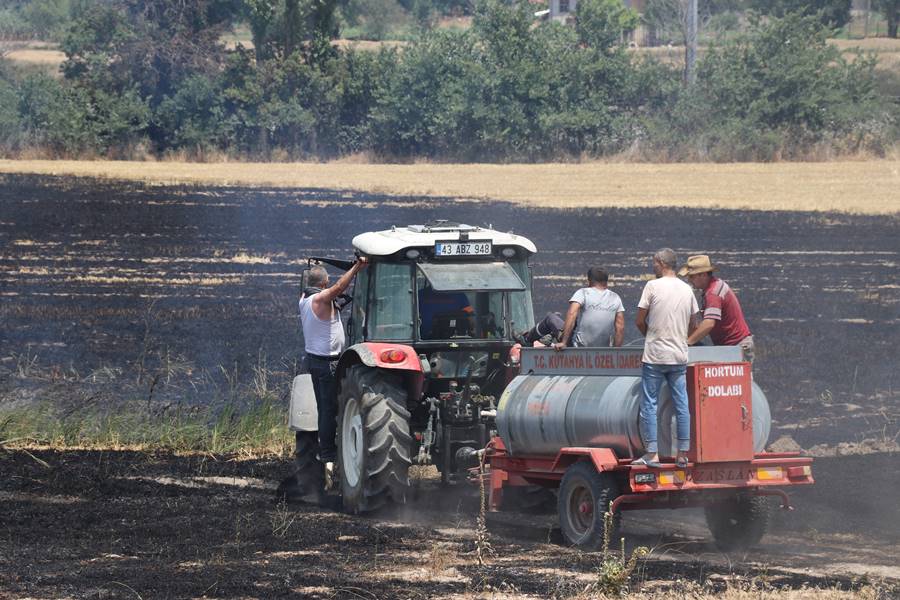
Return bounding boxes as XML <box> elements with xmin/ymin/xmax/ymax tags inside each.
<box><xmin>680</xmin><ymin>255</ymin><xmax>755</xmax><ymax>363</ymax></box>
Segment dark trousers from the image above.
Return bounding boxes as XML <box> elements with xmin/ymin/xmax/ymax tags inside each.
<box><xmin>307</xmin><ymin>355</ymin><xmax>339</xmax><ymax>462</ymax></box>
<box><xmin>521</xmin><ymin>312</ymin><xmax>565</xmax><ymax>345</ymax></box>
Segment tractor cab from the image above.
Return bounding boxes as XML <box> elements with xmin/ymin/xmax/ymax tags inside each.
<box><xmin>348</xmin><ymin>222</ymin><xmax>535</xmax><ymax>397</ymax></box>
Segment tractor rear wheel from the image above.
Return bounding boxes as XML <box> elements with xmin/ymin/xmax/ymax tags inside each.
<box><xmin>705</xmin><ymin>494</ymin><xmax>770</xmax><ymax>551</ymax></box>
<box><xmin>557</xmin><ymin>462</ymin><xmax>621</xmax><ymax>550</ymax></box>
<box><xmin>338</xmin><ymin>365</ymin><xmax>412</xmax><ymax>513</ymax></box>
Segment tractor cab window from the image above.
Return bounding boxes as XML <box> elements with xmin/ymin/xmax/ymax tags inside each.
<box><xmin>369</xmin><ymin>262</ymin><xmax>414</xmax><ymax>340</ymax></box>
<box><xmin>349</xmin><ymin>265</ymin><xmax>368</xmax><ymax>344</ymax></box>
<box><xmin>508</xmin><ymin>259</ymin><xmax>535</xmax><ymax>336</ymax></box>
<box><xmin>416</xmin><ymin>262</ymin><xmax>524</xmax><ymax>341</ymax></box>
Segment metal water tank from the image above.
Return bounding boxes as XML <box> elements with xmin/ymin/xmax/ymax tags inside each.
<box><xmin>496</xmin><ymin>373</ymin><xmax>771</xmax><ymax>458</ymax></box>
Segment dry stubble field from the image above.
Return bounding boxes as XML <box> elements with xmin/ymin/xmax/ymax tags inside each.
<box><xmin>0</xmin><ymin>159</ymin><xmax>899</xmax><ymax>214</ymax></box>
<box><xmin>0</xmin><ymin>168</ymin><xmax>898</xmax><ymax>599</ymax></box>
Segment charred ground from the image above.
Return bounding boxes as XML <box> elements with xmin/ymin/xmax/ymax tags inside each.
<box><xmin>0</xmin><ymin>174</ymin><xmax>898</xmax><ymax>598</ymax></box>
<box><xmin>1</xmin><ymin>174</ymin><xmax>897</xmax><ymax>448</ymax></box>
<box><xmin>0</xmin><ymin>448</ymin><xmax>897</xmax><ymax>599</ymax></box>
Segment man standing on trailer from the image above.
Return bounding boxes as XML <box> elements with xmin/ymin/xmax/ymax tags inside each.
<box><xmin>299</xmin><ymin>258</ymin><xmax>367</xmax><ymax>488</ymax></box>
<box><xmin>552</xmin><ymin>267</ymin><xmax>625</xmax><ymax>350</ymax></box>
<box><xmin>634</xmin><ymin>249</ymin><xmax>698</xmax><ymax>468</ymax></box>
<box><xmin>681</xmin><ymin>255</ymin><xmax>755</xmax><ymax>363</ymax></box>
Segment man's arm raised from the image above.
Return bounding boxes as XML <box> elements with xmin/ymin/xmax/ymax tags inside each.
<box><xmin>311</xmin><ymin>258</ymin><xmax>368</xmax><ymax>321</ymax></box>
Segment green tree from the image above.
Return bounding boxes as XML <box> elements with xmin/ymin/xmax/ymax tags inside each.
<box><xmin>154</xmin><ymin>74</ymin><xmax>226</xmax><ymax>153</ymax></box>
<box><xmin>21</xmin><ymin>0</ymin><xmax>71</xmax><ymax>40</ymax></box>
<box><xmin>747</xmin><ymin>0</ymin><xmax>852</xmax><ymax>29</ymax></box>
<box><xmin>643</xmin><ymin>0</ymin><xmax>743</xmax><ymax>45</ymax></box>
<box><xmin>0</xmin><ymin>78</ymin><xmax>22</xmax><ymax>152</ymax></box>
<box><xmin>873</xmin><ymin>0</ymin><xmax>899</xmax><ymax>38</ymax></box>
<box><xmin>242</xmin><ymin>0</ymin><xmax>278</xmax><ymax>61</ymax></box>
<box><xmin>575</xmin><ymin>0</ymin><xmax>638</xmax><ymax>53</ymax></box>
<box><xmin>647</xmin><ymin>12</ymin><xmax>889</xmax><ymax>160</ymax></box>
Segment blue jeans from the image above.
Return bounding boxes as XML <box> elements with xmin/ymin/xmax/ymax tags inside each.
<box><xmin>640</xmin><ymin>363</ymin><xmax>690</xmax><ymax>454</ymax></box>
<box><xmin>307</xmin><ymin>355</ymin><xmax>339</xmax><ymax>462</ymax></box>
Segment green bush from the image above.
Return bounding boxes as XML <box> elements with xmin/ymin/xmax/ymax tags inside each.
<box><xmin>642</xmin><ymin>13</ymin><xmax>893</xmax><ymax>160</ymax></box>
<box><xmin>371</xmin><ymin>0</ymin><xmax>651</xmax><ymax>160</ymax></box>
<box><xmin>0</xmin><ymin>78</ymin><xmax>23</xmax><ymax>152</ymax></box>
<box><xmin>1</xmin><ymin>0</ymin><xmax>894</xmax><ymax>161</ymax></box>
<box><xmin>748</xmin><ymin>0</ymin><xmax>852</xmax><ymax>29</ymax></box>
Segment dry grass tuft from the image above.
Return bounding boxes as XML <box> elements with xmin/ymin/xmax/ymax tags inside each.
<box><xmin>1</xmin><ymin>159</ymin><xmax>898</xmax><ymax>214</ymax></box>
<box><xmin>231</xmin><ymin>252</ymin><xmax>272</xmax><ymax>264</ymax></box>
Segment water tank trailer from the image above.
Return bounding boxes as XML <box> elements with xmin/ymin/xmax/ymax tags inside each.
<box><xmin>485</xmin><ymin>345</ymin><xmax>814</xmax><ymax>551</ymax></box>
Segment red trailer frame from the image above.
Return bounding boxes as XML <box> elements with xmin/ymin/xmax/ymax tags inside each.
<box><xmin>486</xmin><ymin>436</ymin><xmax>814</xmax><ymax>513</ymax></box>
<box><xmin>482</xmin><ymin>350</ymin><xmax>815</xmax><ymax>549</ymax></box>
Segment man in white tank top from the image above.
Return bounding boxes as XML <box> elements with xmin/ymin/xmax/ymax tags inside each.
<box><xmin>299</xmin><ymin>258</ymin><xmax>367</xmax><ymax>484</ymax></box>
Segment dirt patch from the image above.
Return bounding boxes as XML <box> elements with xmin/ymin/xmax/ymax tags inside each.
<box><xmin>0</xmin><ymin>448</ymin><xmax>896</xmax><ymax>599</ymax></box>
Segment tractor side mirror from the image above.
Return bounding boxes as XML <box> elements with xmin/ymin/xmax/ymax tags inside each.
<box><xmin>300</xmin><ymin>266</ymin><xmax>310</xmax><ymax>291</ymax></box>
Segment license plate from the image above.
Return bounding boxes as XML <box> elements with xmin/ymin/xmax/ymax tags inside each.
<box><xmin>690</xmin><ymin>467</ymin><xmax>750</xmax><ymax>484</ymax></box>
<box><xmin>434</xmin><ymin>242</ymin><xmax>492</xmax><ymax>256</ymax></box>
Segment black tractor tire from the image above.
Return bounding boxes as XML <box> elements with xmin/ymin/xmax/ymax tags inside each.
<box><xmin>704</xmin><ymin>494</ymin><xmax>771</xmax><ymax>552</ymax></box>
<box><xmin>276</xmin><ymin>430</ymin><xmax>323</xmax><ymax>502</ymax></box>
<box><xmin>557</xmin><ymin>461</ymin><xmax>622</xmax><ymax>550</ymax></box>
<box><xmin>337</xmin><ymin>365</ymin><xmax>412</xmax><ymax>514</ymax></box>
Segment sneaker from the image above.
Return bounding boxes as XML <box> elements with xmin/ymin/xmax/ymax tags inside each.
<box><xmin>324</xmin><ymin>461</ymin><xmax>336</xmax><ymax>491</ymax></box>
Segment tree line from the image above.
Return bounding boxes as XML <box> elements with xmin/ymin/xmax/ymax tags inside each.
<box><xmin>0</xmin><ymin>0</ymin><xmax>896</xmax><ymax>162</ymax></box>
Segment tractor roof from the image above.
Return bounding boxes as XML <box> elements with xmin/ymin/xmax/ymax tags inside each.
<box><xmin>352</xmin><ymin>222</ymin><xmax>537</xmax><ymax>256</ymax></box>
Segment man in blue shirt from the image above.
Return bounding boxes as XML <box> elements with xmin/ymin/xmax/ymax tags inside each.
<box><xmin>418</xmin><ymin>284</ymin><xmax>473</xmax><ymax>339</ymax></box>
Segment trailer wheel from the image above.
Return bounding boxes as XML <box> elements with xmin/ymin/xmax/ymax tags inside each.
<box><xmin>338</xmin><ymin>365</ymin><xmax>412</xmax><ymax>513</ymax></box>
<box><xmin>705</xmin><ymin>494</ymin><xmax>770</xmax><ymax>551</ymax></box>
<box><xmin>558</xmin><ymin>462</ymin><xmax>621</xmax><ymax>550</ymax></box>
<box><xmin>276</xmin><ymin>431</ymin><xmax>323</xmax><ymax>502</ymax></box>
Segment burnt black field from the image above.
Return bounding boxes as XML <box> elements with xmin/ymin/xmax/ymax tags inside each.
<box><xmin>1</xmin><ymin>173</ymin><xmax>898</xmax><ymax>448</ymax></box>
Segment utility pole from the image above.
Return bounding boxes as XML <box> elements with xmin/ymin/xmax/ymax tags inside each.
<box><xmin>685</xmin><ymin>0</ymin><xmax>698</xmax><ymax>85</ymax></box>
<box><xmin>864</xmin><ymin>0</ymin><xmax>870</xmax><ymax>38</ymax></box>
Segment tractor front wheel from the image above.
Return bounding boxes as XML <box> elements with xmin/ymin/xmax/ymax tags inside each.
<box><xmin>338</xmin><ymin>365</ymin><xmax>412</xmax><ymax>513</ymax></box>
<box><xmin>704</xmin><ymin>494</ymin><xmax>770</xmax><ymax>551</ymax></box>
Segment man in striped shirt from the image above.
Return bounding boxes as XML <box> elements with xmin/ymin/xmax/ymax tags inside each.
<box><xmin>681</xmin><ymin>255</ymin><xmax>755</xmax><ymax>362</ymax></box>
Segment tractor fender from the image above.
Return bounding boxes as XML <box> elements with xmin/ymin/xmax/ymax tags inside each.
<box><xmin>337</xmin><ymin>342</ymin><xmax>426</xmax><ymax>401</ymax></box>
<box><xmin>289</xmin><ymin>374</ymin><xmax>318</xmax><ymax>432</ymax></box>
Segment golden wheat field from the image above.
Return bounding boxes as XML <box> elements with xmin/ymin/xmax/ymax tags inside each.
<box><xmin>1</xmin><ymin>159</ymin><xmax>898</xmax><ymax>214</ymax></box>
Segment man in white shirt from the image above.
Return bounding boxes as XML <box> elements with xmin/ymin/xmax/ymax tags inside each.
<box><xmin>298</xmin><ymin>258</ymin><xmax>367</xmax><ymax>485</ymax></box>
<box><xmin>634</xmin><ymin>249</ymin><xmax>698</xmax><ymax>468</ymax></box>
<box><xmin>553</xmin><ymin>267</ymin><xmax>625</xmax><ymax>350</ymax></box>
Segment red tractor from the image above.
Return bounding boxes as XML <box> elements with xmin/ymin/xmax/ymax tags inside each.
<box><xmin>288</xmin><ymin>222</ymin><xmax>537</xmax><ymax>513</ymax></box>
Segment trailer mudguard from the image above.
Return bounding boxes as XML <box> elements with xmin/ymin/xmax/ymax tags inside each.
<box><xmin>289</xmin><ymin>374</ymin><xmax>318</xmax><ymax>432</ymax></box>
<box><xmin>551</xmin><ymin>447</ymin><xmax>620</xmax><ymax>473</ymax></box>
